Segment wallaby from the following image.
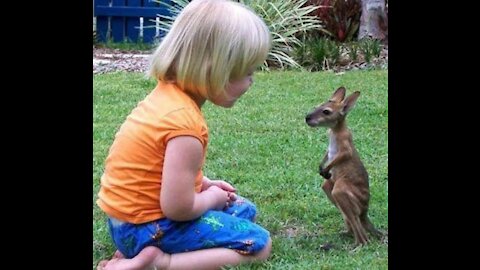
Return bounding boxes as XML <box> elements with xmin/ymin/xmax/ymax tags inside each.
<box><xmin>305</xmin><ymin>86</ymin><xmax>382</xmax><ymax>246</ymax></box>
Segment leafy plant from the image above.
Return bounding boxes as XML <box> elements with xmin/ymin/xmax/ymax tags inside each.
<box><xmin>152</xmin><ymin>0</ymin><xmax>325</xmax><ymax>70</ymax></box>
<box><xmin>347</xmin><ymin>41</ymin><xmax>359</xmax><ymax>61</ymax></box>
<box><xmin>155</xmin><ymin>0</ymin><xmax>190</xmax><ymax>33</ymax></box>
<box><xmin>242</xmin><ymin>0</ymin><xmax>325</xmax><ymax>69</ymax></box>
<box><xmin>359</xmin><ymin>38</ymin><xmax>381</xmax><ymax>63</ymax></box>
<box><xmin>307</xmin><ymin>0</ymin><xmax>361</xmax><ymax>42</ymax></box>
<box><xmin>294</xmin><ymin>36</ymin><xmax>341</xmax><ymax>71</ymax></box>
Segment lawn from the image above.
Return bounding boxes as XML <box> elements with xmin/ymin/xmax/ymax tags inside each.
<box><xmin>93</xmin><ymin>70</ymin><xmax>388</xmax><ymax>269</ymax></box>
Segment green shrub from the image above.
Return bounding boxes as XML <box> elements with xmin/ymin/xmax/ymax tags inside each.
<box><xmin>294</xmin><ymin>36</ymin><xmax>341</xmax><ymax>71</ymax></box>
<box><xmin>347</xmin><ymin>41</ymin><xmax>359</xmax><ymax>61</ymax></box>
<box><xmin>359</xmin><ymin>38</ymin><xmax>381</xmax><ymax>63</ymax></box>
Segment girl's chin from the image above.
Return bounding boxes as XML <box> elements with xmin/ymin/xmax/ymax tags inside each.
<box><xmin>220</xmin><ymin>102</ymin><xmax>235</xmax><ymax>108</ymax></box>
<box><xmin>212</xmin><ymin>99</ymin><xmax>236</xmax><ymax>108</ymax></box>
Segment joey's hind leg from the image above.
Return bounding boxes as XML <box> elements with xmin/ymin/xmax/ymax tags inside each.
<box><xmin>323</xmin><ymin>181</ymin><xmax>353</xmax><ymax>235</ymax></box>
<box><xmin>332</xmin><ymin>187</ymin><xmax>368</xmax><ymax>246</ymax></box>
<box><xmin>340</xmin><ymin>219</ymin><xmax>353</xmax><ymax>236</ymax></box>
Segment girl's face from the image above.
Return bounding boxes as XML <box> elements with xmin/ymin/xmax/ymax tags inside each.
<box><xmin>213</xmin><ymin>71</ymin><xmax>254</xmax><ymax>108</ymax></box>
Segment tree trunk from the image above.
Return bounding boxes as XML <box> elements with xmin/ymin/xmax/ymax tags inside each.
<box><xmin>358</xmin><ymin>0</ymin><xmax>388</xmax><ymax>43</ymax></box>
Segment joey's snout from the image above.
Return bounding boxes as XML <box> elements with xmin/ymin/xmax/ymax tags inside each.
<box><xmin>305</xmin><ymin>113</ymin><xmax>317</xmax><ymax>127</ymax></box>
<box><xmin>305</xmin><ymin>114</ymin><xmax>312</xmax><ymax>123</ymax></box>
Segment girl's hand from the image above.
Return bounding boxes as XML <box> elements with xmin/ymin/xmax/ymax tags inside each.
<box><xmin>202</xmin><ymin>176</ymin><xmax>237</xmax><ymax>208</ymax></box>
<box><xmin>210</xmin><ymin>180</ymin><xmax>237</xmax><ymax>207</ymax></box>
<box><xmin>211</xmin><ymin>180</ymin><xmax>236</xmax><ymax>193</ymax></box>
<box><xmin>204</xmin><ymin>185</ymin><xmax>230</xmax><ymax>210</ymax></box>
<box><xmin>202</xmin><ymin>177</ymin><xmax>236</xmax><ymax>192</ymax></box>
<box><xmin>201</xmin><ymin>176</ymin><xmax>213</xmax><ymax>191</ymax></box>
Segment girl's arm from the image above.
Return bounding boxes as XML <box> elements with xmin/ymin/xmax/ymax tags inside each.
<box><xmin>161</xmin><ymin>136</ymin><xmax>228</xmax><ymax>221</ymax></box>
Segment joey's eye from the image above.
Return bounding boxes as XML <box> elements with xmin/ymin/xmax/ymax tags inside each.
<box><xmin>323</xmin><ymin>109</ymin><xmax>331</xmax><ymax>115</ymax></box>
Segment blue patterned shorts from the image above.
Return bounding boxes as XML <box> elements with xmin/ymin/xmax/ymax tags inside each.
<box><xmin>107</xmin><ymin>196</ymin><xmax>270</xmax><ymax>259</ymax></box>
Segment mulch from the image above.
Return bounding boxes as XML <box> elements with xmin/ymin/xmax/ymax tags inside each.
<box><xmin>93</xmin><ymin>45</ymin><xmax>387</xmax><ymax>74</ymax></box>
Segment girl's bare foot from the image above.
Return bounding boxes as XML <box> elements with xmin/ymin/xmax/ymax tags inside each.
<box><xmin>97</xmin><ymin>246</ymin><xmax>170</xmax><ymax>270</ymax></box>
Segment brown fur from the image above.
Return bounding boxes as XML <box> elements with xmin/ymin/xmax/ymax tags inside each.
<box><xmin>305</xmin><ymin>87</ymin><xmax>382</xmax><ymax>246</ymax></box>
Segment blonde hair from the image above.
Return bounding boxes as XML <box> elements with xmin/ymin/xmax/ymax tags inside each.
<box><xmin>148</xmin><ymin>0</ymin><xmax>271</xmax><ymax>100</ymax></box>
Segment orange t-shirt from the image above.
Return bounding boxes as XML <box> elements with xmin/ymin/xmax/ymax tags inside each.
<box><xmin>97</xmin><ymin>81</ymin><xmax>208</xmax><ymax>224</ymax></box>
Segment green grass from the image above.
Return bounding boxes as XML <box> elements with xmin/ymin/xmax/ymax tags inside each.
<box><xmin>93</xmin><ymin>70</ymin><xmax>388</xmax><ymax>269</ymax></box>
<box><xmin>94</xmin><ymin>40</ymin><xmax>156</xmax><ymax>51</ymax></box>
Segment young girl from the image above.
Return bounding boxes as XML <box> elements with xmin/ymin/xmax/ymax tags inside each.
<box><xmin>96</xmin><ymin>0</ymin><xmax>272</xmax><ymax>269</ymax></box>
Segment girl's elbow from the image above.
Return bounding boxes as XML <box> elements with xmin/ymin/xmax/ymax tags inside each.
<box><xmin>162</xmin><ymin>203</ymin><xmax>195</xmax><ymax>221</ymax></box>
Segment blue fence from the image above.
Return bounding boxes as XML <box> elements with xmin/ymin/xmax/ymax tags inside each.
<box><xmin>94</xmin><ymin>0</ymin><xmax>172</xmax><ymax>43</ymax></box>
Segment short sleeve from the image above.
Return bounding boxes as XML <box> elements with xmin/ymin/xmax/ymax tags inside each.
<box><xmin>161</xmin><ymin>108</ymin><xmax>207</xmax><ymax>146</ymax></box>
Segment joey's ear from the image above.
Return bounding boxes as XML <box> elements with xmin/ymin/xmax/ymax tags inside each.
<box><xmin>330</xmin><ymin>87</ymin><xmax>346</xmax><ymax>102</ymax></box>
<box><xmin>341</xmin><ymin>91</ymin><xmax>360</xmax><ymax>115</ymax></box>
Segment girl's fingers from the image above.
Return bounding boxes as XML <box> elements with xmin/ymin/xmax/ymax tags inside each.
<box><xmin>218</xmin><ymin>181</ymin><xmax>236</xmax><ymax>192</ymax></box>
<box><xmin>211</xmin><ymin>180</ymin><xmax>236</xmax><ymax>192</ymax></box>
<box><xmin>228</xmin><ymin>192</ymin><xmax>237</xmax><ymax>201</ymax></box>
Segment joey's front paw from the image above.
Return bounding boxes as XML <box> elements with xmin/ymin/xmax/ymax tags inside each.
<box><xmin>319</xmin><ymin>167</ymin><xmax>331</xmax><ymax>179</ymax></box>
